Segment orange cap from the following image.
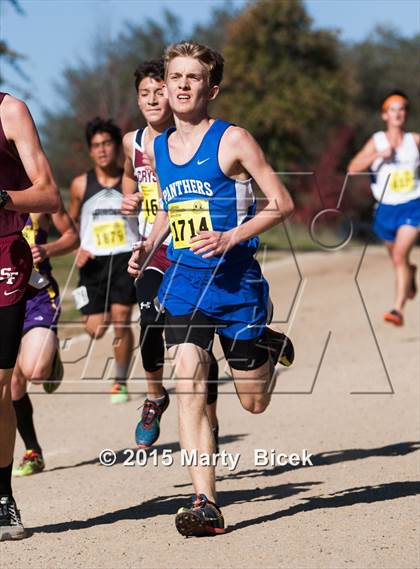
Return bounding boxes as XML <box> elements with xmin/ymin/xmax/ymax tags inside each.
<box><xmin>382</xmin><ymin>95</ymin><xmax>408</xmax><ymax>111</ymax></box>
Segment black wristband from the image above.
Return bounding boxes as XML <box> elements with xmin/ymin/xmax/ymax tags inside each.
<box><xmin>0</xmin><ymin>190</ymin><xmax>11</xmax><ymax>209</ymax></box>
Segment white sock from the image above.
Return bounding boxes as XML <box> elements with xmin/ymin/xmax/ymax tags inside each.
<box><xmin>147</xmin><ymin>393</ymin><xmax>166</xmax><ymax>403</ymax></box>
<box><xmin>115</xmin><ymin>362</ymin><xmax>128</xmax><ymax>385</ymax></box>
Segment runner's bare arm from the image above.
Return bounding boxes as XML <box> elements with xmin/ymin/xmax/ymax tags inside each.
<box><xmin>2</xmin><ymin>95</ymin><xmax>60</xmax><ymax>213</ymax></box>
<box><xmin>68</xmin><ymin>174</ymin><xmax>86</xmax><ymax>229</ymax></box>
<box><xmin>122</xmin><ymin>132</ymin><xmax>137</xmax><ymax>194</ymax></box>
<box><xmin>348</xmin><ymin>137</ymin><xmax>392</xmax><ymax>173</ymax></box>
<box><xmin>191</xmin><ymin>127</ymin><xmax>294</xmax><ymax>258</ymax></box>
<box><xmin>145</xmin><ymin>136</ymin><xmax>156</xmax><ymax>171</ymax></box>
<box><xmin>47</xmin><ymin>197</ymin><xmax>80</xmax><ymax>257</ymax></box>
<box><xmin>68</xmin><ymin>173</ymin><xmax>93</xmax><ymax>267</ymax></box>
<box><xmin>412</xmin><ymin>133</ymin><xmax>420</xmax><ymax>148</ymax></box>
<box><xmin>121</xmin><ymin>131</ymin><xmax>142</xmax><ymax>215</ymax></box>
<box><xmin>30</xmin><ymin>198</ymin><xmax>80</xmax><ymax>264</ymax></box>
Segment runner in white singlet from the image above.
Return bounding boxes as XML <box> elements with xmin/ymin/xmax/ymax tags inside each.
<box><xmin>348</xmin><ymin>91</ymin><xmax>420</xmax><ymax>326</ymax></box>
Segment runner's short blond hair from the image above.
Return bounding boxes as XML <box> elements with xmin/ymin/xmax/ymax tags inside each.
<box><xmin>164</xmin><ymin>41</ymin><xmax>224</xmax><ymax>88</ymax></box>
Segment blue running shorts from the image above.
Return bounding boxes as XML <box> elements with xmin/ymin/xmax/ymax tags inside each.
<box><xmin>373</xmin><ymin>198</ymin><xmax>420</xmax><ymax>242</ymax></box>
<box><xmin>158</xmin><ymin>257</ymin><xmax>269</xmax><ymax>341</ymax></box>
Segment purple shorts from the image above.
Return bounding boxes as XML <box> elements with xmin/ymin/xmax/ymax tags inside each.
<box><xmin>23</xmin><ymin>274</ymin><xmax>61</xmax><ymax>335</ymax></box>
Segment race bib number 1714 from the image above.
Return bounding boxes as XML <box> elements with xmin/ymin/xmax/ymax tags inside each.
<box><xmin>168</xmin><ymin>199</ymin><xmax>213</xmax><ymax>249</ymax></box>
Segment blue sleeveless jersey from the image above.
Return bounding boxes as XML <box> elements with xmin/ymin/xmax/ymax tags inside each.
<box><xmin>154</xmin><ymin>119</ymin><xmax>259</xmax><ymax>268</ymax></box>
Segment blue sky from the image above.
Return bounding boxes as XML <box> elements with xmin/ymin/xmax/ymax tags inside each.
<box><xmin>1</xmin><ymin>0</ymin><xmax>419</xmax><ymax>124</ymax></box>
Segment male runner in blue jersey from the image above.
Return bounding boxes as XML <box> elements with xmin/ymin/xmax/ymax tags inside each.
<box><xmin>122</xmin><ymin>60</ymin><xmax>220</xmax><ymax>449</ymax></box>
<box><xmin>128</xmin><ymin>41</ymin><xmax>294</xmax><ymax>537</ymax></box>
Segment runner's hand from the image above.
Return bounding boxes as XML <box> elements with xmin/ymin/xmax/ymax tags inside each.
<box><xmin>30</xmin><ymin>244</ymin><xmax>48</xmax><ymax>264</ymax></box>
<box><xmin>127</xmin><ymin>240</ymin><xmax>153</xmax><ymax>278</ymax></box>
<box><xmin>76</xmin><ymin>247</ymin><xmax>95</xmax><ymax>269</ymax></box>
<box><xmin>121</xmin><ymin>193</ymin><xmax>142</xmax><ymax>216</ymax></box>
<box><xmin>190</xmin><ymin>230</ymin><xmax>238</xmax><ymax>258</ymax></box>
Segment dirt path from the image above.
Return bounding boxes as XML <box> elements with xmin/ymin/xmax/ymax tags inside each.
<box><xmin>2</xmin><ymin>246</ymin><xmax>419</xmax><ymax>569</ymax></box>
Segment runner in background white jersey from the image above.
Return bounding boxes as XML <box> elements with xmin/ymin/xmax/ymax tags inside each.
<box><xmin>69</xmin><ymin>118</ymin><xmax>139</xmax><ymax>403</ymax></box>
<box><xmin>348</xmin><ymin>91</ymin><xmax>420</xmax><ymax>326</ymax></box>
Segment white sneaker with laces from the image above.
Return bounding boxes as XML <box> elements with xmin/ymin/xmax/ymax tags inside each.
<box><xmin>0</xmin><ymin>496</ymin><xmax>27</xmax><ymax>541</ymax></box>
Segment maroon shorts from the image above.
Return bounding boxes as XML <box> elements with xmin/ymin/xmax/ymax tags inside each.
<box><xmin>146</xmin><ymin>243</ymin><xmax>171</xmax><ymax>274</ymax></box>
<box><xmin>0</xmin><ymin>232</ymin><xmax>32</xmax><ymax>307</ymax></box>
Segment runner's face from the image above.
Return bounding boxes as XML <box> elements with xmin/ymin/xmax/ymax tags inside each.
<box><xmin>89</xmin><ymin>132</ymin><xmax>118</xmax><ymax>168</ymax></box>
<box><xmin>137</xmin><ymin>77</ymin><xmax>172</xmax><ymax>127</ymax></box>
<box><xmin>382</xmin><ymin>102</ymin><xmax>407</xmax><ymax>128</ymax></box>
<box><xmin>165</xmin><ymin>56</ymin><xmax>218</xmax><ymax>118</ymax></box>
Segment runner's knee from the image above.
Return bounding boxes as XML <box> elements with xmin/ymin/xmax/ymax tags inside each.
<box><xmin>173</xmin><ymin>348</ymin><xmax>208</xmax><ymax>398</ymax></box>
<box><xmin>28</xmin><ymin>368</ymin><xmax>50</xmax><ymax>384</ymax></box>
<box><xmin>113</xmin><ymin>321</ymin><xmax>132</xmax><ymax>340</ymax></box>
<box><xmin>11</xmin><ymin>373</ymin><xmax>26</xmax><ymax>400</ymax></box>
<box><xmin>85</xmin><ymin>320</ymin><xmax>108</xmax><ymax>339</ymax></box>
<box><xmin>392</xmin><ymin>248</ymin><xmax>409</xmax><ymax>267</ymax></box>
<box><xmin>19</xmin><ymin>359</ymin><xmax>50</xmax><ymax>384</ymax></box>
<box><xmin>239</xmin><ymin>395</ymin><xmax>269</xmax><ymax>414</ymax></box>
<box><xmin>176</xmin><ymin>378</ymin><xmax>207</xmax><ymax>411</ymax></box>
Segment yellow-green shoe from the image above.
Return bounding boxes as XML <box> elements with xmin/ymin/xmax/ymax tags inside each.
<box><xmin>110</xmin><ymin>383</ymin><xmax>129</xmax><ymax>404</ymax></box>
<box><xmin>43</xmin><ymin>349</ymin><xmax>64</xmax><ymax>394</ymax></box>
<box><xmin>12</xmin><ymin>450</ymin><xmax>45</xmax><ymax>477</ymax></box>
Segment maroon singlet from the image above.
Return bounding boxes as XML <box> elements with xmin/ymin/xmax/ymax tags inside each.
<box><xmin>0</xmin><ymin>92</ymin><xmax>32</xmax><ymax>306</ymax></box>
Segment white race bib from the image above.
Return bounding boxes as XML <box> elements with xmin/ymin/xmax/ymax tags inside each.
<box><xmin>72</xmin><ymin>285</ymin><xmax>89</xmax><ymax>310</ymax></box>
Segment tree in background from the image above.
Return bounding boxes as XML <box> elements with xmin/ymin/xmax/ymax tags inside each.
<box><xmin>345</xmin><ymin>26</ymin><xmax>420</xmax><ymax>149</ymax></box>
<box><xmin>213</xmin><ymin>0</ymin><xmax>356</xmax><ymax>222</ymax></box>
<box><xmin>217</xmin><ymin>0</ymin><xmax>353</xmax><ymax>166</ymax></box>
<box><xmin>42</xmin><ymin>10</ymin><xmax>183</xmax><ymax>185</ymax></box>
<box><xmin>42</xmin><ymin>4</ymin><xmax>238</xmax><ymax>187</ymax></box>
<box><xmin>40</xmin><ymin>0</ymin><xmax>419</xmax><ymax>229</ymax></box>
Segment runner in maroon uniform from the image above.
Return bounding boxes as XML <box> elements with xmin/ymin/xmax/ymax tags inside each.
<box><xmin>0</xmin><ymin>92</ymin><xmax>59</xmax><ymax>541</ymax></box>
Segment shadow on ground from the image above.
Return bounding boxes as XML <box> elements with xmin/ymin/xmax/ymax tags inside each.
<box><xmin>211</xmin><ymin>440</ymin><xmax>420</xmax><ymax>483</ymax></box>
<box><xmin>228</xmin><ymin>481</ymin><xmax>420</xmax><ymax>532</ymax></box>
<box><xmin>29</xmin><ymin>440</ymin><xmax>419</xmax><ymax>536</ymax></box>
